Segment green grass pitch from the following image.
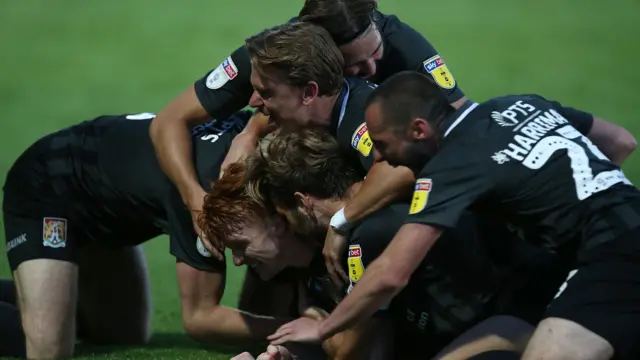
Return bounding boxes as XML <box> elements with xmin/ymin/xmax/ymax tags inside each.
<box><xmin>1</xmin><ymin>0</ymin><xmax>639</xmax><ymax>358</ymax></box>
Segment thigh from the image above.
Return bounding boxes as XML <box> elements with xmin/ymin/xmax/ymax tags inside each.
<box><xmin>13</xmin><ymin>258</ymin><xmax>78</xmax><ymax>358</ymax></box>
<box><xmin>434</xmin><ymin>315</ymin><xmax>534</xmax><ymax>360</ymax></box>
<box><xmin>77</xmin><ymin>244</ymin><xmax>151</xmax><ymax>345</ymax></box>
<box><xmin>4</xmin><ymin>209</ymin><xmax>77</xmax><ymax>271</ymax></box>
<box><xmin>533</xmin><ymin>260</ymin><xmax>640</xmax><ymax>359</ymax></box>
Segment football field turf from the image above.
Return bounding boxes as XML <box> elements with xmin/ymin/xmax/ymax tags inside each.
<box><xmin>1</xmin><ymin>0</ymin><xmax>638</xmax><ymax>358</ymax></box>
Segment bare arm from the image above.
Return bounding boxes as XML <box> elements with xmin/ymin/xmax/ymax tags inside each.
<box><xmin>176</xmin><ymin>262</ymin><xmax>291</xmax><ymax>342</ymax></box>
<box><xmin>342</xmin><ymin>162</ymin><xmax>415</xmax><ymax>224</ymax></box>
<box><xmin>150</xmin><ymin>86</ymin><xmax>210</xmax><ymax>208</ymax></box>
<box><xmin>587</xmin><ymin>117</ymin><xmax>637</xmax><ymax>166</ymax></box>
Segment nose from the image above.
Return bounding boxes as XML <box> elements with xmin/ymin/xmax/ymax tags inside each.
<box><xmin>360</xmin><ymin>59</ymin><xmax>377</xmax><ymax>78</ymax></box>
<box><xmin>233</xmin><ymin>254</ymin><xmax>244</xmax><ymax>266</ymax></box>
<box><xmin>248</xmin><ymin>91</ymin><xmax>263</xmax><ymax>108</ymax></box>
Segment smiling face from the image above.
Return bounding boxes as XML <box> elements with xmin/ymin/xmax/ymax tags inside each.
<box><xmin>340</xmin><ymin>25</ymin><xmax>384</xmax><ymax>79</ymax></box>
<box><xmin>224</xmin><ymin>214</ymin><xmax>300</xmax><ymax>281</ymax></box>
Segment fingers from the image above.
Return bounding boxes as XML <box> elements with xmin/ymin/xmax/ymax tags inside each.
<box><xmin>199</xmin><ymin>233</ymin><xmax>225</xmax><ymax>261</ymax></box>
<box><xmin>333</xmin><ymin>256</ymin><xmax>349</xmax><ymax>283</ymax></box>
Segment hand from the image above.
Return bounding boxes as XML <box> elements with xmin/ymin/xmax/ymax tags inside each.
<box><xmin>231</xmin><ymin>345</ymin><xmax>294</xmax><ymax>360</ymax></box>
<box><xmin>268</xmin><ymin>317</ymin><xmax>324</xmax><ymax>345</ymax></box>
<box><xmin>323</xmin><ymin>227</ymin><xmax>349</xmax><ymax>286</ymax></box>
<box><xmin>188</xmin><ymin>189</ymin><xmax>224</xmax><ymax>261</ymax></box>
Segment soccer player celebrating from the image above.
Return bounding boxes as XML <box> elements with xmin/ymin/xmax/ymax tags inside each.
<box><xmin>269</xmin><ymin>72</ymin><xmax>639</xmax><ymax>360</ymax></box>
<box><xmin>200</xmin><ymin>129</ymin><xmax>560</xmax><ymax>359</ymax></box>
<box><xmin>149</xmin><ymin>0</ymin><xmax>466</xmax><ymax>273</ymax></box>
<box><xmin>2</xmin><ymin>111</ymin><xmax>293</xmax><ymax>358</ymax></box>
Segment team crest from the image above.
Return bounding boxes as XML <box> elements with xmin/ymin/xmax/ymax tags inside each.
<box><xmin>409</xmin><ymin>179</ymin><xmax>432</xmax><ymax>215</ymax></box>
<box><xmin>347</xmin><ymin>245</ymin><xmax>364</xmax><ymax>284</ymax></box>
<box><xmin>422</xmin><ymin>55</ymin><xmax>456</xmax><ymax>90</ymax></box>
<box><xmin>351</xmin><ymin>122</ymin><xmax>373</xmax><ymax>157</ymax></box>
<box><xmin>205</xmin><ymin>56</ymin><xmax>238</xmax><ymax>90</ymax></box>
<box><xmin>42</xmin><ymin>217</ymin><xmax>67</xmax><ymax>248</ymax></box>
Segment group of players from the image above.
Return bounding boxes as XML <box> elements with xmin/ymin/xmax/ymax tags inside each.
<box><xmin>2</xmin><ymin>0</ymin><xmax>640</xmax><ymax>359</ymax></box>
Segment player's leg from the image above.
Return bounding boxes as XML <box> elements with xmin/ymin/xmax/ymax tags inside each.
<box><xmin>521</xmin><ymin>230</ymin><xmax>640</xmax><ymax>360</ymax></box>
<box><xmin>434</xmin><ymin>315</ymin><xmax>533</xmax><ymax>359</ymax></box>
<box><xmin>76</xmin><ymin>243</ymin><xmax>151</xmax><ymax>345</ymax></box>
<box><xmin>6</xmin><ymin>210</ymin><xmax>79</xmax><ymax>359</ymax></box>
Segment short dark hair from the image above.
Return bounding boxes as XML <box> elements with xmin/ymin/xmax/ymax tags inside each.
<box><xmin>245</xmin><ymin>21</ymin><xmax>344</xmax><ymax>96</ymax></box>
<box><xmin>366</xmin><ymin>71</ymin><xmax>455</xmax><ymax>130</ymax></box>
<box><xmin>244</xmin><ymin>129</ymin><xmax>361</xmax><ymax>210</ymax></box>
<box><xmin>298</xmin><ymin>0</ymin><xmax>378</xmax><ymax>46</ymax></box>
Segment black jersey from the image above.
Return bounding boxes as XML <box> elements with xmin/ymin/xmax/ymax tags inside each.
<box><xmin>406</xmin><ymin>97</ymin><xmax>640</xmax><ymax>261</ymax></box>
<box><xmin>343</xmin><ymin>203</ymin><xmax>509</xmax><ymax>356</ymax></box>
<box><xmin>193</xmin><ymin>11</ymin><xmax>464</xmax><ymax>121</ymax></box>
<box><xmin>3</xmin><ymin>110</ymin><xmax>251</xmax><ymax>271</ymax></box>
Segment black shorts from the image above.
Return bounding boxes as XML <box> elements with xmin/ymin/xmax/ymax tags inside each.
<box><xmin>544</xmin><ymin>227</ymin><xmax>640</xmax><ymax>359</ymax></box>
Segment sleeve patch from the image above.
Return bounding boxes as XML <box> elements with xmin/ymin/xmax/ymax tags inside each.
<box><xmin>205</xmin><ymin>56</ymin><xmax>239</xmax><ymax>90</ymax></box>
<box><xmin>351</xmin><ymin>122</ymin><xmax>373</xmax><ymax>157</ymax></box>
<box><xmin>347</xmin><ymin>244</ymin><xmax>365</xmax><ymax>284</ymax></box>
<box><xmin>409</xmin><ymin>178</ymin><xmax>432</xmax><ymax>215</ymax></box>
<box><xmin>422</xmin><ymin>55</ymin><xmax>456</xmax><ymax>90</ymax></box>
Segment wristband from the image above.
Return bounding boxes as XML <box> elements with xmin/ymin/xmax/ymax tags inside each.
<box><xmin>330</xmin><ymin>208</ymin><xmax>351</xmax><ymax>232</ymax></box>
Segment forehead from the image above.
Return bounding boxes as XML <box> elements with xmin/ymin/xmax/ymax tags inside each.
<box><xmin>339</xmin><ymin>26</ymin><xmax>382</xmax><ymax>64</ymax></box>
<box><xmin>250</xmin><ymin>63</ymin><xmax>286</xmax><ymax>90</ymax></box>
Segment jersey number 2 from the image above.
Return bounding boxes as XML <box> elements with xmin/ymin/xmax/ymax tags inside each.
<box><xmin>522</xmin><ymin>125</ymin><xmax>631</xmax><ymax>201</ymax></box>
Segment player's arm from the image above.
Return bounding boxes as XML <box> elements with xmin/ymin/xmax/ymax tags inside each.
<box><xmin>384</xmin><ymin>13</ymin><xmax>466</xmax><ymax>108</ymax></box>
<box><xmin>585</xmin><ymin>117</ymin><xmax>637</xmax><ymax>165</ymax></box>
<box><xmin>549</xmin><ymin>98</ymin><xmax>637</xmax><ymax>165</ymax></box>
<box><xmin>323</xmin><ymin>317</ymin><xmax>393</xmax><ymax>360</ymax></box>
<box><xmin>338</xmin><ymin>161</ymin><xmax>415</xmax><ymax>227</ymax></box>
<box><xmin>176</xmin><ymin>262</ymin><xmax>291</xmax><ymax>342</ymax></box>
<box><xmin>149</xmin><ymin>46</ymin><xmax>253</xmax><ymax>208</ymax></box>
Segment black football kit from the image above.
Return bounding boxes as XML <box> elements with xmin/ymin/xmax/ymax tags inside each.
<box><xmin>193</xmin><ymin>11</ymin><xmax>464</xmax><ymax>122</ymax></box>
<box><xmin>3</xmin><ymin>110</ymin><xmax>252</xmax><ymax>272</ymax></box>
<box><xmin>407</xmin><ymin>97</ymin><xmax>640</xmax><ymax>359</ymax></box>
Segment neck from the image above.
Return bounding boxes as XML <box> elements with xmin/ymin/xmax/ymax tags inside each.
<box><xmin>307</xmin><ymin>93</ymin><xmax>340</xmax><ymax>128</ymax></box>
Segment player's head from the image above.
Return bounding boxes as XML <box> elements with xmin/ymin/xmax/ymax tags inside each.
<box><xmin>199</xmin><ymin>162</ymin><xmax>301</xmax><ymax>280</ymax></box>
<box><xmin>246</xmin><ymin>21</ymin><xmax>344</xmax><ymax>130</ymax></box>
<box><xmin>298</xmin><ymin>0</ymin><xmax>382</xmax><ymax>78</ymax></box>
<box><xmin>365</xmin><ymin>71</ymin><xmax>455</xmax><ymax>172</ymax></box>
<box><xmin>244</xmin><ymin>129</ymin><xmax>361</xmax><ymax>235</ymax></box>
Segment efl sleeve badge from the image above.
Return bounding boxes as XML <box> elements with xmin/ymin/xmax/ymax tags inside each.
<box><xmin>347</xmin><ymin>244</ymin><xmax>365</xmax><ymax>284</ymax></box>
<box><xmin>409</xmin><ymin>179</ymin><xmax>432</xmax><ymax>215</ymax></box>
<box><xmin>351</xmin><ymin>122</ymin><xmax>373</xmax><ymax>157</ymax></box>
<box><xmin>422</xmin><ymin>55</ymin><xmax>456</xmax><ymax>90</ymax></box>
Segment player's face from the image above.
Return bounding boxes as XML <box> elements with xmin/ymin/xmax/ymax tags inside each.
<box><xmin>340</xmin><ymin>26</ymin><xmax>383</xmax><ymax>79</ymax></box>
<box><xmin>366</xmin><ymin>103</ymin><xmax>434</xmax><ymax>172</ymax></box>
<box><xmin>276</xmin><ymin>204</ymin><xmax>320</xmax><ymax>237</ymax></box>
<box><xmin>249</xmin><ymin>64</ymin><xmax>313</xmax><ymax>131</ymax></box>
<box><xmin>225</xmin><ymin>216</ymin><xmax>289</xmax><ymax>280</ymax></box>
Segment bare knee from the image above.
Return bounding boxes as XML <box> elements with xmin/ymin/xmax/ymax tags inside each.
<box><xmin>523</xmin><ymin>317</ymin><xmax>613</xmax><ymax>360</ymax></box>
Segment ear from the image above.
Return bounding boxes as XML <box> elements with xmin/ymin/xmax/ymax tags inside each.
<box><xmin>409</xmin><ymin>117</ymin><xmax>432</xmax><ymax>140</ymax></box>
<box><xmin>294</xmin><ymin>191</ymin><xmax>313</xmax><ymax>211</ymax></box>
<box><xmin>302</xmin><ymin>81</ymin><xmax>319</xmax><ymax>105</ymax></box>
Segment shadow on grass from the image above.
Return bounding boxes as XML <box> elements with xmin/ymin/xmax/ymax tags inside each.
<box><xmin>75</xmin><ymin>332</ymin><xmax>267</xmax><ymax>358</ymax></box>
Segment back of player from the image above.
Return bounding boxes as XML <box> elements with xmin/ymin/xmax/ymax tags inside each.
<box><xmin>2</xmin><ymin>110</ymin><xmax>249</xmax><ymax>358</ymax></box>
<box><xmin>417</xmin><ymin>94</ymin><xmax>640</xmax><ymax>358</ymax></box>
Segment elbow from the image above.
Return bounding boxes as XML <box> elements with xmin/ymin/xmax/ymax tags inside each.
<box><xmin>378</xmin><ymin>268</ymin><xmax>410</xmax><ymax>295</ymax></box>
<box><xmin>181</xmin><ymin>306</ymin><xmax>223</xmax><ymax>343</ymax></box>
<box><xmin>620</xmin><ymin>134</ymin><xmax>638</xmax><ymax>158</ymax></box>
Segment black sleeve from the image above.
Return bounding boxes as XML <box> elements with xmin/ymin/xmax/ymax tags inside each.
<box><xmin>405</xmin><ymin>148</ymin><xmax>493</xmax><ymax>229</ymax></box>
<box><xmin>165</xmin><ymin>192</ymin><xmax>225</xmax><ymax>272</ymax></box>
<box><xmin>380</xmin><ymin>14</ymin><xmax>465</xmax><ymax>103</ymax></box>
<box><xmin>530</xmin><ymin>95</ymin><xmax>594</xmax><ymax>135</ymax></box>
<box><xmin>344</xmin><ymin>205</ymin><xmax>408</xmax><ymax>311</ymax></box>
<box><xmin>335</xmin><ymin>80</ymin><xmax>377</xmax><ymax>174</ymax></box>
<box><xmin>193</xmin><ymin>45</ymin><xmax>254</xmax><ymax>119</ymax></box>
